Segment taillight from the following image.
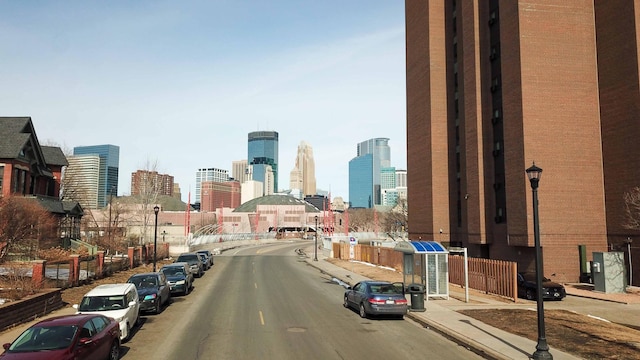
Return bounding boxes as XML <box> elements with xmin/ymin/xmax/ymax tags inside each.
<box><xmin>368</xmin><ymin>298</ymin><xmax>386</xmax><ymax>305</ymax></box>
<box><xmin>395</xmin><ymin>299</ymin><xmax>408</xmax><ymax>305</ymax></box>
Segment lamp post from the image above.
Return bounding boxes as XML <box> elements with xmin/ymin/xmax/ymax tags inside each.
<box><xmin>153</xmin><ymin>206</ymin><xmax>159</xmax><ymax>272</ymax></box>
<box><xmin>625</xmin><ymin>237</ymin><xmax>633</xmax><ymax>286</ymax></box>
<box><xmin>526</xmin><ymin>162</ymin><xmax>552</xmax><ymax>360</ymax></box>
<box><xmin>314</xmin><ymin>215</ymin><xmax>318</xmax><ymax>261</ymax></box>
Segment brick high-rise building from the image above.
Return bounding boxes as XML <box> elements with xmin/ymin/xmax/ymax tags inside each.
<box><xmin>201</xmin><ymin>180</ymin><xmax>241</xmax><ymax>212</ymax></box>
<box><xmin>405</xmin><ymin>0</ymin><xmax>616</xmax><ymax>283</ymax></box>
<box><xmin>130</xmin><ymin>170</ymin><xmax>174</xmax><ymax>197</ymax></box>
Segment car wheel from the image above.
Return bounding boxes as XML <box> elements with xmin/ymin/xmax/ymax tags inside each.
<box><xmin>525</xmin><ymin>289</ymin><xmax>535</xmax><ymax>300</ymax></box>
<box><xmin>343</xmin><ymin>295</ymin><xmax>349</xmax><ymax>309</ymax></box>
<box><xmin>107</xmin><ymin>340</ymin><xmax>120</xmax><ymax>360</ymax></box>
<box><xmin>154</xmin><ymin>299</ymin><xmax>161</xmax><ymax>314</ymax></box>
<box><xmin>184</xmin><ymin>284</ymin><xmax>190</xmax><ymax>295</ymax></box>
<box><xmin>359</xmin><ymin>303</ymin><xmax>367</xmax><ymax>318</ymax></box>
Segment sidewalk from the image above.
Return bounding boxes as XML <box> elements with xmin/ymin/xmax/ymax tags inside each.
<box><xmin>304</xmin><ymin>247</ymin><xmax>582</xmax><ymax>360</ymax></box>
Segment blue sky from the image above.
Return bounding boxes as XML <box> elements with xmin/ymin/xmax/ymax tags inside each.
<box><xmin>0</xmin><ymin>1</ymin><xmax>406</xmax><ymax>203</ymax></box>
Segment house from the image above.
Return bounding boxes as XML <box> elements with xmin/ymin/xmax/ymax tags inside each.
<box><xmin>0</xmin><ymin>116</ymin><xmax>83</xmax><ymax>247</ymax></box>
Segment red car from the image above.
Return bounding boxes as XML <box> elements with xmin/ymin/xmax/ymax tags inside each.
<box><xmin>1</xmin><ymin>314</ymin><xmax>120</xmax><ymax>360</ymax></box>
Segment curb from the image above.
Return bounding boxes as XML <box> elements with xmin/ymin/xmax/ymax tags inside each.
<box><xmin>303</xmin><ymin>255</ymin><xmax>507</xmax><ymax>360</ymax></box>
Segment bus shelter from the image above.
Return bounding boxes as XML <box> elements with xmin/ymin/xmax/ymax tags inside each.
<box><xmin>394</xmin><ymin>241</ymin><xmax>449</xmax><ymax>300</ymax></box>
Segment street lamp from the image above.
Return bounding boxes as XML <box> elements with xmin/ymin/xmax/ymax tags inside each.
<box><xmin>526</xmin><ymin>162</ymin><xmax>552</xmax><ymax>360</ymax></box>
<box><xmin>153</xmin><ymin>205</ymin><xmax>159</xmax><ymax>272</ymax></box>
<box><xmin>314</xmin><ymin>215</ymin><xmax>318</xmax><ymax>261</ymax></box>
<box><xmin>625</xmin><ymin>237</ymin><xmax>633</xmax><ymax>286</ymax></box>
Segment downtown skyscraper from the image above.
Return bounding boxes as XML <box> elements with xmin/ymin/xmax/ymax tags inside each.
<box><xmin>248</xmin><ymin>131</ymin><xmax>278</xmax><ymax>194</ymax></box>
<box><xmin>289</xmin><ymin>141</ymin><xmax>316</xmax><ymax>197</ymax></box>
<box><xmin>348</xmin><ymin>138</ymin><xmax>391</xmax><ymax>208</ymax></box>
<box><xmin>72</xmin><ymin>144</ymin><xmax>119</xmax><ymax>208</ymax></box>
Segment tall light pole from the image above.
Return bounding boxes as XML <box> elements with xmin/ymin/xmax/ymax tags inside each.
<box><xmin>314</xmin><ymin>215</ymin><xmax>318</xmax><ymax>261</ymax></box>
<box><xmin>153</xmin><ymin>205</ymin><xmax>159</xmax><ymax>272</ymax></box>
<box><xmin>625</xmin><ymin>237</ymin><xmax>633</xmax><ymax>286</ymax></box>
<box><xmin>526</xmin><ymin>162</ymin><xmax>552</xmax><ymax>360</ymax></box>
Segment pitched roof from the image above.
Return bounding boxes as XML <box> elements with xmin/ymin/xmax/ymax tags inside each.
<box><xmin>0</xmin><ymin>117</ymin><xmax>33</xmax><ymax>159</ymax></box>
<box><xmin>41</xmin><ymin>146</ymin><xmax>69</xmax><ymax>167</ymax></box>
<box><xmin>233</xmin><ymin>194</ymin><xmax>320</xmax><ymax>213</ymax></box>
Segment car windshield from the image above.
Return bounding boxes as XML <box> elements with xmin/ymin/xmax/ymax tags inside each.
<box><xmin>162</xmin><ymin>267</ymin><xmax>185</xmax><ymax>276</ymax></box>
<box><xmin>369</xmin><ymin>284</ymin><xmax>402</xmax><ymax>295</ymax></box>
<box><xmin>128</xmin><ymin>276</ymin><xmax>158</xmax><ymax>289</ymax></box>
<box><xmin>8</xmin><ymin>325</ymin><xmax>78</xmax><ymax>352</ymax></box>
<box><xmin>78</xmin><ymin>295</ymin><xmax>126</xmax><ymax>311</ymax></box>
<box><xmin>177</xmin><ymin>255</ymin><xmax>198</xmax><ymax>264</ymax></box>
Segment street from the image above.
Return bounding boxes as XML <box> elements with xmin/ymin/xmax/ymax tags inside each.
<box><xmin>121</xmin><ymin>242</ymin><xmax>483</xmax><ymax>359</ymax></box>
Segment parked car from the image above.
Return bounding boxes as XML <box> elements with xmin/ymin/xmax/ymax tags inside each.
<box><xmin>196</xmin><ymin>250</ymin><xmax>214</xmax><ymax>267</ymax></box>
<box><xmin>1</xmin><ymin>314</ymin><xmax>120</xmax><ymax>360</ymax></box>
<box><xmin>127</xmin><ymin>272</ymin><xmax>171</xmax><ymax>314</ymax></box>
<box><xmin>73</xmin><ymin>283</ymin><xmax>140</xmax><ymax>341</ymax></box>
<box><xmin>161</xmin><ymin>262</ymin><xmax>193</xmax><ymax>296</ymax></box>
<box><xmin>517</xmin><ymin>272</ymin><xmax>566</xmax><ymax>300</ymax></box>
<box><xmin>176</xmin><ymin>253</ymin><xmax>204</xmax><ymax>278</ymax></box>
<box><xmin>197</xmin><ymin>252</ymin><xmax>210</xmax><ymax>270</ymax></box>
<box><xmin>343</xmin><ymin>280</ymin><xmax>407</xmax><ymax>319</ymax></box>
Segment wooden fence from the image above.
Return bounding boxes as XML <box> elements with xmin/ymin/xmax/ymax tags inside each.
<box><xmin>332</xmin><ymin>243</ymin><xmax>518</xmax><ymax>301</ymax></box>
<box><xmin>449</xmin><ymin>255</ymin><xmax>518</xmax><ymax>301</ymax></box>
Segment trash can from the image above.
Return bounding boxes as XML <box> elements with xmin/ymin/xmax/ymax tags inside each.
<box><xmin>407</xmin><ymin>283</ymin><xmax>426</xmax><ymax>312</ymax></box>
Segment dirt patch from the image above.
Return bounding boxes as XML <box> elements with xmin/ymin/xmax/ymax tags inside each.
<box><xmin>326</xmin><ymin>257</ymin><xmax>640</xmax><ymax>360</ymax></box>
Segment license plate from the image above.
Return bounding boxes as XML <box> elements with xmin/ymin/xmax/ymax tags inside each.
<box><xmin>386</xmin><ymin>300</ymin><xmax>395</xmax><ymax>304</ymax></box>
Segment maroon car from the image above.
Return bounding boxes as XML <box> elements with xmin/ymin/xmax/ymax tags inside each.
<box><xmin>1</xmin><ymin>314</ymin><xmax>120</xmax><ymax>360</ymax></box>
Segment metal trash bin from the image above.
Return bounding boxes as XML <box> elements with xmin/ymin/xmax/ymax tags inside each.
<box><xmin>407</xmin><ymin>283</ymin><xmax>426</xmax><ymax>312</ymax></box>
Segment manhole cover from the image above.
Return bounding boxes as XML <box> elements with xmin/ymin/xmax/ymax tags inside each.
<box><xmin>287</xmin><ymin>327</ymin><xmax>307</xmax><ymax>333</ymax></box>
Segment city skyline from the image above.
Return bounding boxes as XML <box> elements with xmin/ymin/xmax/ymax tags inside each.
<box><xmin>0</xmin><ymin>1</ymin><xmax>407</xmax><ymax>202</ymax></box>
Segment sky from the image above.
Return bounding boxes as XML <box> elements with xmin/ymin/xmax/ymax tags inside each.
<box><xmin>0</xmin><ymin>1</ymin><xmax>407</xmax><ymax>203</ymax></box>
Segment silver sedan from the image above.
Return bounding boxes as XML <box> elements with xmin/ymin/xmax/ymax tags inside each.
<box><xmin>344</xmin><ymin>280</ymin><xmax>407</xmax><ymax>319</ymax></box>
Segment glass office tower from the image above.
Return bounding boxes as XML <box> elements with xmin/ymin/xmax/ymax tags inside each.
<box><xmin>73</xmin><ymin>144</ymin><xmax>119</xmax><ymax>208</ymax></box>
<box><xmin>248</xmin><ymin>131</ymin><xmax>279</xmax><ymax>193</ymax></box>
<box><xmin>348</xmin><ymin>153</ymin><xmax>374</xmax><ymax>208</ymax></box>
<box><xmin>349</xmin><ymin>138</ymin><xmax>390</xmax><ymax>208</ymax></box>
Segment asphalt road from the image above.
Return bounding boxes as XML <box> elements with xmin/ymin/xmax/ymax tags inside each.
<box><xmin>121</xmin><ymin>241</ymin><xmax>483</xmax><ymax>359</ymax></box>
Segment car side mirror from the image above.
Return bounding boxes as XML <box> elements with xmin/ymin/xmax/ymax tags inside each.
<box><xmin>72</xmin><ymin>304</ymin><xmax>79</xmax><ymax>309</ymax></box>
<box><xmin>3</xmin><ymin>343</ymin><xmax>11</xmax><ymax>350</ymax></box>
<box><xmin>346</xmin><ymin>286</ymin><xmax>352</xmax><ymax>290</ymax></box>
<box><xmin>129</xmin><ymin>301</ymin><xmax>137</xmax><ymax>307</ymax></box>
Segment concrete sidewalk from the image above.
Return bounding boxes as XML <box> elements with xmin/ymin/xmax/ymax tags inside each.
<box><xmin>304</xmin><ymin>247</ymin><xmax>581</xmax><ymax>360</ymax></box>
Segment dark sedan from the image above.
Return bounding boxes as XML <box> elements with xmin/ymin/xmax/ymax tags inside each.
<box><xmin>343</xmin><ymin>280</ymin><xmax>407</xmax><ymax>319</ymax></box>
<box><xmin>517</xmin><ymin>272</ymin><xmax>566</xmax><ymax>300</ymax></box>
<box><xmin>127</xmin><ymin>272</ymin><xmax>171</xmax><ymax>314</ymax></box>
<box><xmin>1</xmin><ymin>314</ymin><xmax>120</xmax><ymax>360</ymax></box>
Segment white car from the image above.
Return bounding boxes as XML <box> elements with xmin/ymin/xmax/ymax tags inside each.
<box><xmin>73</xmin><ymin>283</ymin><xmax>140</xmax><ymax>341</ymax></box>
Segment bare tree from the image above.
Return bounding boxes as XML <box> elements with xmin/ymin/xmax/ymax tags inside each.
<box><xmin>346</xmin><ymin>208</ymin><xmax>375</xmax><ymax>232</ymax></box>
<box><xmin>381</xmin><ymin>198</ymin><xmax>408</xmax><ymax>233</ymax></box>
<box><xmin>132</xmin><ymin>159</ymin><xmax>162</xmax><ymax>244</ymax></box>
<box><xmin>0</xmin><ymin>196</ymin><xmax>57</xmax><ymax>260</ymax></box>
<box><xmin>623</xmin><ymin>186</ymin><xmax>640</xmax><ymax>230</ymax></box>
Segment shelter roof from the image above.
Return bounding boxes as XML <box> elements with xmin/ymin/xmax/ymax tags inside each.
<box><xmin>394</xmin><ymin>241</ymin><xmax>448</xmax><ymax>254</ymax></box>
